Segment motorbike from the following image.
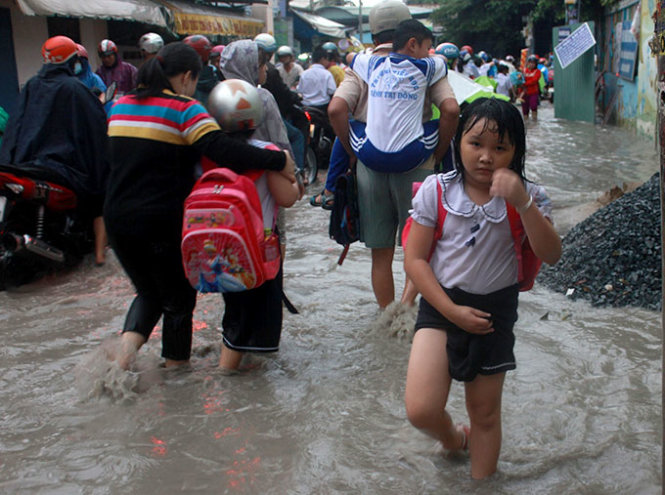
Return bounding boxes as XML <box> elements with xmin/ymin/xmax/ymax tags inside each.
<box><xmin>302</xmin><ymin>105</ymin><xmax>334</xmax><ymax>177</ymax></box>
<box><xmin>0</xmin><ymin>163</ymin><xmax>94</xmax><ymax>289</ymax></box>
<box><xmin>289</xmin><ymin>104</ymin><xmax>318</xmax><ymax>187</ymax></box>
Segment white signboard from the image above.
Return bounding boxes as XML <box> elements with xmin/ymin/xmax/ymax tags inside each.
<box><xmin>554</xmin><ymin>22</ymin><xmax>596</xmax><ymax>69</ymax></box>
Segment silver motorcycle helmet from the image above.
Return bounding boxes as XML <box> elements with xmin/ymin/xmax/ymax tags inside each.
<box><xmin>208</xmin><ymin>79</ymin><xmax>265</xmax><ymax>133</ymax></box>
<box><xmin>138</xmin><ymin>32</ymin><xmax>164</xmax><ymax>54</ymax></box>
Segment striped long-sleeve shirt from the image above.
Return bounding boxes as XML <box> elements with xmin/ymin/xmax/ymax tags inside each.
<box><xmin>105</xmin><ymin>90</ymin><xmax>285</xmax><ymax>236</ymax></box>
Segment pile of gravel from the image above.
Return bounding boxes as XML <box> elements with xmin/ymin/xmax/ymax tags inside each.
<box><xmin>538</xmin><ymin>173</ymin><xmax>662</xmax><ymax>310</ymax></box>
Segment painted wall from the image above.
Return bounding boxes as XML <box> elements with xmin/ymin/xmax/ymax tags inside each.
<box><xmin>636</xmin><ymin>0</ymin><xmax>657</xmax><ymax>138</ymax></box>
<box><xmin>598</xmin><ymin>0</ymin><xmax>657</xmax><ymax>140</ymax></box>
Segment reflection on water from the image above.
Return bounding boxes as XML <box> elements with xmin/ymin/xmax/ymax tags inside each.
<box><xmin>0</xmin><ymin>104</ymin><xmax>660</xmax><ymax>493</ymax></box>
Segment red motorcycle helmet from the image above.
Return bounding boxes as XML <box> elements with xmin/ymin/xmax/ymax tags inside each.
<box><xmin>461</xmin><ymin>44</ymin><xmax>474</xmax><ymax>55</ymax></box>
<box><xmin>42</xmin><ymin>36</ymin><xmax>78</xmax><ymax>64</ymax></box>
<box><xmin>97</xmin><ymin>39</ymin><xmax>118</xmax><ymax>56</ymax></box>
<box><xmin>76</xmin><ymin>43</ymin><xmax>89</xmax><ymax>59</ymax></box>
<box><xmin>183</xmin><ymin>35</ymin><xmax>212</xmax><ymax>63</ymax></box>
<box><xmin>210</xmin><ymin>45</ymin><xmax>225</xmax><ymax>56</ymax></box>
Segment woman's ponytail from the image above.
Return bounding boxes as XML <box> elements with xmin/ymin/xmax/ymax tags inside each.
<box><xmin>135</xmin><ymin>42</ymin><xmax>202</xmax><ymax>99</ymax></box>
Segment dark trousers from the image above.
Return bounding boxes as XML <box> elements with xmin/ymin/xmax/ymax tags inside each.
<box><xmin>108</xmin><ymin>230</ymin><xmax>197</xmax><ymax>361</ymax></box>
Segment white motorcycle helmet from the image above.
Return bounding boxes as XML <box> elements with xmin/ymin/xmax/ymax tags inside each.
<box><xmin>138</xmin><ymin>32</ymin><xmax>164</xmax><ymax>54</ymax></box>
<box><xmin>276</xmin><ymin>45</ymin><xmax>294</xmax><ymax>58</ymax></box>
<box><xmin>207</xmin><ymin>79</ymin><xmax>265</xmax><ymax>133</ymax></box>
<box><xmin>254</xmin><ymin>33</ymin><xmax>277</xmax><ymax>54</ymax></box>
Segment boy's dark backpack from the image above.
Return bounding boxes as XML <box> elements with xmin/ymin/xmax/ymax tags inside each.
<box><xmin>328</xmin><ymin>168</ymin><xmax>360</xmax><ymax>265</ymax></box>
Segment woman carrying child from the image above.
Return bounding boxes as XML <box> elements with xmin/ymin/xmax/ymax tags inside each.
<box><xmin>403</xmin><ymin>98</ymin><xmax>561</xmax><ymax>479</ymax></box>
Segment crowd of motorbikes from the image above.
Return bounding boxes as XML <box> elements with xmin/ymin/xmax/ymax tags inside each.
<box><xmin>0</xmin><ymin>95</ymin><xmax>334</xmax><ymax>291</ymax></box>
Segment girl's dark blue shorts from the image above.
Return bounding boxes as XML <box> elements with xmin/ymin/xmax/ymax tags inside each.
<box><xmin>415</xmin><ymin>284</ymin><xmax>519</xmax><ymax>382</ymax></box>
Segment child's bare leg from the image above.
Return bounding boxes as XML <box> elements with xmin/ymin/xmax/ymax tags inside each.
<box><xmin>405</xmin><ymin>328</ymin><xmax>466</xmax><ymax>450</ymax></box>
<box><xmin>464</xmin><ymin>372</ymin><xmax>505</xmax><ymax>479</ymax></box>
<box><xmin>219</xmin><ymin>343</ymin><xmax>243</xmax><ymax>370</ymax></box>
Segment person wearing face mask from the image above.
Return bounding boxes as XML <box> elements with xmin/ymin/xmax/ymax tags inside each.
<box><xmin>75</xmin><ymin>43</ymin><xmax>107</xmax><ymax>95</ymax></box>
<box><xmin>104</xmin><ymin>42</ymin><xmax>297</xmax><ymax>369</ymax></box>
<box><xmin>0</xmin><ymin>35</ymin><xmax>110</xmax><ymax>264</ymax></box>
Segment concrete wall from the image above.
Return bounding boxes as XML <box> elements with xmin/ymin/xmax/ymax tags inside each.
<box><xmin>0</xmin><ymin>0</ymin><xmax>108</xmax><ymax>89</ymax></box>
<box><xmin>1</xmin><ymin>0</ymin><xmax>46</xmax><ymax>89</ymax></box>
<box><xmin>78</xmin><ymin>18</ymin><xmax>109</xmax><ymax>71</ymax></box>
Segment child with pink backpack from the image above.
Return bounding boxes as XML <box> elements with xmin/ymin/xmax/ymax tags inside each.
<box><xmin>182</xmin><ymin>79</ymin><xmax>299</xmax><ymax>370</ymax></box>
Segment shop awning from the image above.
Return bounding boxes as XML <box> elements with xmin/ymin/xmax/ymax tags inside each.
<box><xmin>16</xmin><ymin>0</ymin><xmax>169</xmax><ymax>27</ymax></box>
<box><xmin>291</xmin><ymin>9</ymin><xmax>348</xmax><ymax>38</ymax></box>
<box><xmin>160</xmin><ymin>0</ymin><xmax>264</xmax><ymax>37</ymax></box>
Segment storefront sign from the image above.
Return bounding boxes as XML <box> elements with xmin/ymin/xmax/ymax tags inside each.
<box><xmin>173</xmin><ymin>12</ymin><xmax>263</xmax><ymax>37</ymax></box>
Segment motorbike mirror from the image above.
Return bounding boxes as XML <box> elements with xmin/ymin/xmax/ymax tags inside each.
<box><xmin>104</xmin><ymin>81</ymin><xmax>117</xmax><ymax>103</ymax></box>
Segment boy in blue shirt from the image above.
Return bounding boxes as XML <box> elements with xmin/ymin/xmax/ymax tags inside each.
<box><xmin>348</xmin><ymin>20</ymin><xmax>448</xmax><ymax>173</ymax></box>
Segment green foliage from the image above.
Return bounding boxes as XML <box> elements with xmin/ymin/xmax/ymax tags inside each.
<box><xmin>431</xmin><ymin>0</ymin><xmax>609</xmax><ymax>57</ymax></box>
<box><xmin>431</xmin><ymin>0</ymin><xmax>535</xmax><ymax>55</ymax></box>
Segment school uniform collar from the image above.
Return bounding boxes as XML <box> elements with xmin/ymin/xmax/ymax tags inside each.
<box><xmin>439</xmin><ymin>172</ymin><xmax>507</xmax><ymax>223</ymax></box>
<box><xmin>388</xmin><ymin>52</ymin><xmax>419</xmax><ymax>63</ymax></box>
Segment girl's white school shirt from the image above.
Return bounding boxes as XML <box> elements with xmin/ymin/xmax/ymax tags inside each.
<box><xmin>410</xmin><ymin>172</ymin><xmax>553</xmax><ymax>295</ymax></box>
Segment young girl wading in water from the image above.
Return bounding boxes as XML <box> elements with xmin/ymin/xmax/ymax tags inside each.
<box><xmin>403</xmin><ymin>98</ymin><xmax>561</xmax><ymax>479</ymax></box>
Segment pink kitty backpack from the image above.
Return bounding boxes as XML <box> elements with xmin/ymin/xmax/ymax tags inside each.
<box><xmin>181</xmin><ymin>167</ymin><xmax>280</xmax><ymax>293</ymax></box>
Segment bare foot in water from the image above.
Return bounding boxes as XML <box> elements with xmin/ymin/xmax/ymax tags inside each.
<box><xmin>113</xmin><ymin>332</ymin><xmax>146</xmax><ymax>370</ymax></box>
<box><xmin>445</xmin><ymin>424</ymin><xmax>470</xmax><ymax>452</ymax></box>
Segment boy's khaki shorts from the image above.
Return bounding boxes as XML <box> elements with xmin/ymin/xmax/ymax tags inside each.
<box><xmin>357</xmin><ymin>155</ymin><xmax>436</xmax><ymax>249</ymax></box>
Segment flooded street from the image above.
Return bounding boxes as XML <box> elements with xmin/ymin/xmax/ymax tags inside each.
<box><xmin>0</xmin><ymin>103</ymin><xmax>661</xmax><ymax>494</ymax></box>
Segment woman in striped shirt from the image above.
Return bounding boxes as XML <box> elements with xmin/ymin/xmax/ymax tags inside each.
<box><xmin>105</xmin><ymin>42</ymin><xmax>296</xmax><ymax>369</ymax></box>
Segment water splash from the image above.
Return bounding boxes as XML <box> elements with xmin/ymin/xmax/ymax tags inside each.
<box><xmin>73</xmin><ymin>338</ymin><xmax>162</xmax><ymax>402</ymax></box>
<box><xmin>371</xmin><ymin>301</ymin><xmax>418</xmax><ymax>341</ymax></box>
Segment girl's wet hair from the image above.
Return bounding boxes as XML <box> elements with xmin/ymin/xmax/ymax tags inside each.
<box><xmin>135</xmin><ymin>42</ymin><xmax>202</xmax><ymax>99</ymax></box>
<box><xmin>453</xmin><ymin>97</ymin><xmax>527</xmax><ymax>182</ymax></box>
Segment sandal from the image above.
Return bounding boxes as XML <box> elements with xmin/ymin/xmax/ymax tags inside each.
<box><xmin>309</xmin><ymin>191</ymin><xmax>334</xmax><ymax>209</ymax></box>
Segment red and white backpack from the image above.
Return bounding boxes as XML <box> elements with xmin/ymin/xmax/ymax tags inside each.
<box><xmin>402</xmin><ymin>179</ymin><xmax>542</xmax><ymax>291</ymax></box>
<box><xmin>181</xmin><ymin>167</ymin><xmax>280</xmax><ymax>293</ymax></box>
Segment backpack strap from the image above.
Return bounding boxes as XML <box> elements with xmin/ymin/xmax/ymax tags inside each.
<box><xmin>505</xmin><ymin>203</ymin><xmax>525</xmax><ymax>284</ymax></box>
<box><xmin>429</xmin><ymin>178</ymin><xmax>446</xmax><ymax>260</ymax></box>
<box><xmin>505</xmin><ymin>201</ymin><xmax>542</xmax><ymax>291</ymax></box>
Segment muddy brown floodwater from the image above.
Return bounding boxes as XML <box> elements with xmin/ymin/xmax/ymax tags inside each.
<box><xmin>0</xmin><ymin>103</ymin><xmax>660</xmax><ymax>494</ymax></box>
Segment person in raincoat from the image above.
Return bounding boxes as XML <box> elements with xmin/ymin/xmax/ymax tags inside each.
<box><xmin>220</xmin><ymin>40</ymin><xmax>294</xmax><ymax>162</ymax></box>
<box><xmin>96</xmin><ymin>39</ymin><xmax>137</xmax><ymax>96</ymax></box>
<box><xmin>1</xmin><ymin>36</ymin><xmax>110</xmax><ymax>264</ymax></box>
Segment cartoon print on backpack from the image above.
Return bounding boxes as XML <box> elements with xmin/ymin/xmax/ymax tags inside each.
<box><xmin>181</xmin><ymin>168</ymin><xmax>281</xmax><ymax>293</ymax></box>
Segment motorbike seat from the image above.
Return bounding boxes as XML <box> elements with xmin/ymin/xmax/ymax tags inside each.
<box><xmin>0</xmin><ymin>163</ymin><xmax>77</xmax><ymax>211</ymax></box>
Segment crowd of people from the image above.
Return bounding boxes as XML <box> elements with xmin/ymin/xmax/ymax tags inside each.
<box><xmin>0</xmin><ymin>0</ymin><xmax>563</xmax><ymax>481</ymax></box>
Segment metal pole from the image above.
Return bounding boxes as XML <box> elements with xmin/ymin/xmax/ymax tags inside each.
<box><xmin>267</xmin><ymin>0</ymin><xmax>274</xmax><ymax>35</ymax></box>
<box><xmin>655</xmin><ymin>3</ymin><xmax>665</xmax><ymax>492</ymax></box>
<box><xmin>358</xmin><ymin>0</ymin><xmax>363</xmax><ymax>45</ymax></box>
